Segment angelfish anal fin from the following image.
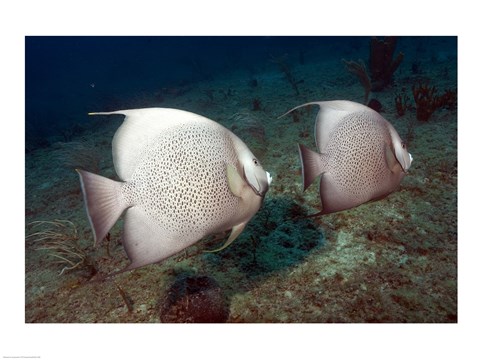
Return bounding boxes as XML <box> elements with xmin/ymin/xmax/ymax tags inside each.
<box><xmin>204</xmin><ymin>222</ymin><xmax>247</xmax><ymax>253</ymax></box>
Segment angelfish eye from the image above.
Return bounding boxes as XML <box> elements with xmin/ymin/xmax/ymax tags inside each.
<box><xmin>401</xmin><ymin>142</ymin><xmax>406</xmax><ymax>149</ymax></box>
<box><xmin>253</xmin><ymin>158</ymin><xmax>259</xmax><ymax>166</ymax></box>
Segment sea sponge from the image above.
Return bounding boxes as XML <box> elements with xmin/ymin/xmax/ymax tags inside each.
<box><xmin>159</xmin><ymin>275</ymin><xmax>229</xmax><ymax>323</ymax></box>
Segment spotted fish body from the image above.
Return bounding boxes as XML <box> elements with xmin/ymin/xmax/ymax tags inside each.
<box><xmin>290</xmin><ymin>100</ymin><xmax>412</xmax><ymax>214</ymax></box>
<box><xmin>77</xmin><ymin>108</ymin><xmax>271</xmax><ymax>272</ymax></box>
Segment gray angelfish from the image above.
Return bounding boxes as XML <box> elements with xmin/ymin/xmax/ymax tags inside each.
<box><xmin>285</xmin><ymin>100</ymin><xmax>412</xmax><ymax>214</ymax></box>
<box><xmin>77</xmin><ymin>108</ymin><xmax>272</xmax><ymax>273</ymax></box>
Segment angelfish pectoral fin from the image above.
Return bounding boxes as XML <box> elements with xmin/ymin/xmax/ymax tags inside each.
<box><xmin>204</xmin><ymin>222</ymin><xmax>247</xmax><ymax>253</ymax></box>
<box><xmin>385</xmin><ymin>143</ymin><xmax>401</xmax><ymax>173</ymax></box>
<box><xmin>226</xmin><ymin>163</ymin><xmax>247</xmax><ymax>197</ymax></box>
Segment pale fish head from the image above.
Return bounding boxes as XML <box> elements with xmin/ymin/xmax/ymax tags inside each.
<box><xmin>239</xmin><ymin>153</ymin><xmax>271</xmax><ymax>197</ymax></box>
<box><xmin>388</xmin><ymin>124</ymin><xmax>413</xmax><ymax>172</ymax></box>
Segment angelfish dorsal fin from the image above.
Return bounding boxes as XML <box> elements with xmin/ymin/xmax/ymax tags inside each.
<box><xmin>89</xmin><ymin>108</ymin><xmax>213</xmax><ymax>180</ymax></box>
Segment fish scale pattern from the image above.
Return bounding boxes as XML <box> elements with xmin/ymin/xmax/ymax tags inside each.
<box><xmin>122</xmin><ymin>122</ymin><xmax>240</xmax><ymax>239</ymax></box>
<box><xmin>326</xmin><ymin>112</ymin><xmax>391</xmax><ymax>201</ymax></box>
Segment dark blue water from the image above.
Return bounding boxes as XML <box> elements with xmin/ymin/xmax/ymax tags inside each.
<box><xmin>25</xmin><ymin>36</ymin><xmax>456</xmax><ymax>150</ymax></box>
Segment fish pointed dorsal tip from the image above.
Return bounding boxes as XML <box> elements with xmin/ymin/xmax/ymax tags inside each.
<box><xmin>278</xmin><ymin>101</ymin><xmax>322</xmax><ymax>119</ymax></box>
<box><xmin>278</xmin><ymin>100</ymin><xmax>370</xmax><ymax>120</ymax></box>
<box><xmin>87</xmin><ymin>108</ymin><xmax>162</xmax><ymax>117</ymax></box>
<box><xmin>88</xmin><ymin>110</ymin><xmax>125</xmax><ymax>116</ymax></box>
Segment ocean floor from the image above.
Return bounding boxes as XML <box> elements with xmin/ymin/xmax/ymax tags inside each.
<box><xmin>25</xmin><ymin>49</ymin><xmax>457</xmax><ymax>323</ymax></box>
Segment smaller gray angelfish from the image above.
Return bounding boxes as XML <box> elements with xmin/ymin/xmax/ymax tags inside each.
<box><xmin>77</xmin><ymin>108</ymin><xmax>272</xmax><ymax>273</ymax></box>
<box><xmin>284</xmin><ymin>100</ymin><xmax>412</xmax><ymax>214</ymax></box>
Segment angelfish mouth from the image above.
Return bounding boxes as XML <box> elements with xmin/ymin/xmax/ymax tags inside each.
<box><xmin>266</xmin><ymin>171</ymin><xmax>272</xmax><ymax>186</ymax></box>
<box><xmin>404</xmin><ymin>153</ymin><xmax>413</xmax><ymax>173</ymax></box>
<box><xmin>256</xmin><ymin>171</ymin><xmax>272</xmax><ymax>197</ymax></box>
<box><xmin>249</xmin><ymin>171</ymin><xmax>272</xmax><ymax>197</ymax></box>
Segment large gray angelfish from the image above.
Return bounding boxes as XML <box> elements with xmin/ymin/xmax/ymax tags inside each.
<box><xmin>286</xmin><ymin>100</ymin><xmax>412</xmax><ymax>214</ymax></box>
<box><xmin>77</xmin><ymin>108</ymin><xmax>272</xmax><ymax>272</ymax></box>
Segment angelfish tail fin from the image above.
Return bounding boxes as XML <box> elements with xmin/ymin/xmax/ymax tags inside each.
<box><xmin>76</xmin><ymin>169</ymin><xmax>128</xmax><ymax>245</ymax></box>
<box><xmin>298</xmin><ymin>143</ymin><xmax>325</xmax><ymax>191</ymax></box>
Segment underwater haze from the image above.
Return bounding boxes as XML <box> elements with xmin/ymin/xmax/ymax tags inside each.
<box><xmin>25</xmin><ymin>36</ymin><xmax>457</xmax><ymax>323</ymax></box>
